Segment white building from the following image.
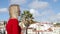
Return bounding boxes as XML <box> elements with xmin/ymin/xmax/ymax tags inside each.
<box><xmin>0</xmin><ymin>21</ymin><xmax>6</xmax><ymax>34</ymax></box>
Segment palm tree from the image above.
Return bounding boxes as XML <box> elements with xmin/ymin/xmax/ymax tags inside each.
<box><xmin>20</xmin><ymin>10</ymin><xmax>34</xmax><ymax>34</ymax></box>
<box><xmin>20</xmin><ymin>10</ymin><xmax>34</xmax><ymax>25</ymax></box>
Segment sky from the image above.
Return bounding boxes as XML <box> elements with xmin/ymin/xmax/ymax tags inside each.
<box><xmin>0</xmin><ymin>0</ymin><xmax>60</xmax><ymax>23</ymax></box>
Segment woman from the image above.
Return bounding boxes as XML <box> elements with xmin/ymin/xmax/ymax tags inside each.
<box><xmin>6</xmin><ymin>4</ymin><xmax>21</xmax><ymax>34</ymax></box>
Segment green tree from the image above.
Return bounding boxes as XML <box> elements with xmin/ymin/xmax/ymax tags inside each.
<box><xmin>20</xmin><ymin>10</ymin><xmax>34</xmax><ymax>25</ymax></box>
<box><xmin>20</xmin><ymin>10</ymin><xmax>34</xmax><ymax>34</ymax></box>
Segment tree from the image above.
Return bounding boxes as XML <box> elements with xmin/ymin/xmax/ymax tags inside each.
<box><xmin>20</xmin><ymin>10</ymin><xmax>34</xmax><ymax>34</ymax></box>
<box><xmin>54</xmin><ymin>23</ymin><xmax>60</xmax><ymax>27</ymax></box>
<box><xmin>20</xmin><ymin>10</ymin><xmax>34</xmax><ymax>25</ymax></box>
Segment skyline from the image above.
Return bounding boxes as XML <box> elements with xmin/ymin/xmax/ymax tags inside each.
<box><xmin>0</xmin><ymin>0</ymin><xmax>60</xmax><ymax>22</ymax></box>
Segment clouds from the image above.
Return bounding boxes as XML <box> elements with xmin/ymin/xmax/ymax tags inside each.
<box><xmin>28</xmin><ymin>0</ymin><xmax>54</xmax><ymax>22</ymax></box>
<box><xmin>29</xmin><ymin>8</ymin><xmax>57</xmax><ymax>22</ymax></box>
<box><xmin>29</xmin><ymin>8</ymin><xmax>60</xmax><ymax>22</ymax></box>
<box><xmin>0</xmin><ymin>8</ymin><xmax>8</xmax><ymax>12</ymax></box>
<box><xmin>28</xmin><ymin>0</ymin><xmax>53</xmax><ymax>22</ymax></box>
<box><xmin>0</xmin><ymin>0</ymin><xmax>59</xmax><ymax>22</ymax></box>
<box><xmin>29</xmin><ymin>0</ymin><xmax>60</xmax><ymax>22</ymax></box>
<box><xmin>56</xmin><ymin>13</ymin><xmax>60</xmax><ymax>19</ymax></box>
<box><xmin>53</xmin><ymin>0</ymin><xmax>58</xmax><ymax>2</ymax></box>
<box><xmin>10</xmin><ymin>0</ymin><xmax>58</xmax><ymax>5</ymax></box>
<box><xmin>49</xmin><ymin>13</ymin><xmax>60</xmax><ymax>22</ymax></box>
<box><xmin>54</xmin><ymin>13</ymin><xmax>60</xmax><ymax>20</ymax></box>
<box><xmin>30</xmin><ymin>9</ymin><xmax>40</xmax><ymax>17</ymax></box>
<box><xmin>28</xmin><ymin>1</ymin><xmax>49</xmax><ymax>9</ymax></box>
<box><xmin>10</xmin><ymin>0</ymin><xmax>26</xmax><ymax>5</ymax></box>
<box><xmin>9</xmin><ymin>0</ymin><xmax>60</xmax><ymax>22</ymax></box>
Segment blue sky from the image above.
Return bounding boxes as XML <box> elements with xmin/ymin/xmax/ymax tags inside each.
<box><xmin>0</xmin><ymin>0</ymin><xmax>60</xmax><ymax>22</ymax></box>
